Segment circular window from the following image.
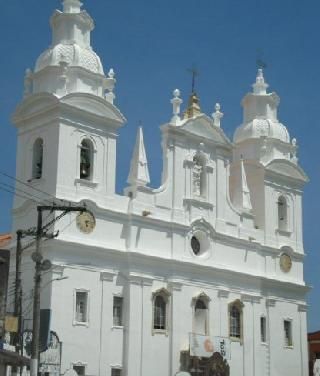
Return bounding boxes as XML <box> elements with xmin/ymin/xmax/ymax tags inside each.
<box><xmin>191</xmin><ymin>236</ymin><xmax>201</xmax><ymax>255</ymax></box>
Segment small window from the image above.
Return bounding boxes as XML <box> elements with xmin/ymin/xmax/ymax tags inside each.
<box><xmin>111</xmin><ymin>369</ymin><xmax>122</xmax><ymax>376</ymax></box>
<box><xmin>278</xmin><ymin>196</ymin><xmax>288</xmax><ymax>231</ymax></box>
<box><xmin>154</xmin><ymin>295</ymin><xmax>166</xmax><ymax>330</ymax></box>
<box><xmin>194</xmin><ymin>299</ymin><xmax>208</xmax><ymax>335</ymax></box>
<box><xmin>113</xmin><ymin>297</ymin><xmax>123</xmax><ymax>326</ymax></box>
<box><xmin>73</xmin><ymin>365</ymin><xmax>85</xmax><ymax>376</ymax></box>
<box><xmin>284</xmin><ymin>320</ymin><xmax>293</xmax><ymax>347</ymax></box>
<box><xmin>260</xmin><ymin>316</ymin><xmax>267</xmax><ymax>343</ymax></box>
<box><xmin>75</xmin><ymin>291</ymin><xmax>88</xmax><ymax>323</ymax></box>
<box><xmin>32</xmin><ymin>138</ymin><xmax>43</xmax><ymax>179</ymax></box>
<box><xmin>229</xmin><ymin>301</ymin><xmax>242</xmax><ymax>340</ymax></box>
<box><xmin>80</xmin><ymin>139</ymin><xmax>93</xmax><ymax>180</ymax></box>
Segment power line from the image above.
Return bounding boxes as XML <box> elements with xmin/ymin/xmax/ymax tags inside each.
<box><xmin>0</xmin><ymin>180</ymin><xmax>52</xmax><ymax>206</ymax></box>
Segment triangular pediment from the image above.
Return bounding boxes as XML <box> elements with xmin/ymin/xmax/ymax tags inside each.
<box><xmin>61</xmin><ymin>93</ymin><xmax>126</xmax><ymax>124</ymax></box>
<box><xmin>265</xmin><ymin>159</ymin><xmax>309</xmax><ymax>183</ymax></box>
<box><xmin>13</xmin><ymin>92</ymin><xmax>126</xmax><ymax>126</ymax></box>
<box><xmin>179</xmin><ymin>115</ymin><xmax>232</xmax><ymax>147</ymax></box>
<box><xmin>13</xmin><ymin>93</ymin><xmax>60</xmax><ymax>123</ymax></box>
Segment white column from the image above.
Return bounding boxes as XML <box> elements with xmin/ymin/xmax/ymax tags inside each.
<box><xmin>298</xmin><ymin>304</ymin><xmax>308</xmax><ymax>376</ymax></box>
<box><xmin>218</xmin><ymin>289</ymin><xmax>230</xmax><ymax>337</ymax></box>
<box><xmin>123</xmin><ymin>274</ymin><xmax>153</xmax><ymax>376</ymax></box>
<box><xmin>241</xmin><ymin>295</ymin><xmax>254</xmax><ymax>376</ymax></box>
<box><xmin>168</xmin><ymin>280</ymin><xmax>183</xmax><ymax>375</ymax></box>
<box><xmin>99</xmin><ymin>271</ymin><xmax>116</xmax><ymax>376</ymax></box>
<box><xmin>266</xmin><ymin>298</ymin><xmax>276</xmax><ymax>376</ymax></box>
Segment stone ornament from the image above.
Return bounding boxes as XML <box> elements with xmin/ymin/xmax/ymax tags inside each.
<box><xmin>280</xmin><ymin>253</ymin><xmax>292</xmax><ymax>273</ymax></box>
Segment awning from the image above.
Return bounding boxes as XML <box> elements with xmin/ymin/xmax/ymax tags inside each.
<box><xmin>0</xmin><ymin>349</ymin><xmax>30</xmax><ymax>367</ymax></box>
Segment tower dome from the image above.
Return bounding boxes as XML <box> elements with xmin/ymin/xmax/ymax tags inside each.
<box><xmin>234</xmin><ymin>69</ymin><xmax>290</xmax><ymax>144</ymax></box>
<box><xmin>35</xmin><ymin>44</ymin><xmax>104</xmax><ymax>75</ymax></box>
<box><xmin>25</xmin><ymin>0</ymin><xmax>113</xmax><ymax>99</ymax></box>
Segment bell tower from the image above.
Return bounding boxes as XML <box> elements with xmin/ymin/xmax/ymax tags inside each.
<box><xmin>12</xmin><ymin>0</ymin><xmax>126</xmax><ymax>219</ymax></box>
<box><xmin>231</xmin><ymin>69</ymin><xmax>308</xmax><ymax>250</ymax></box>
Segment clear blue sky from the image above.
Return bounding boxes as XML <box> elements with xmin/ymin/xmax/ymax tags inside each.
<box><xmin>0</xmin><ymin>0</ymin><xmax>319</xmax><ymax>331</ymax></box>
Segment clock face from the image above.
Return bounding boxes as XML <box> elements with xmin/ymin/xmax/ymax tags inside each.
<box><xmin>280</xmin><ymin>253</ymin><xmax>292</xmax><ymax>273</ymax></box>
<box><xmin>76</xmin><ymin>211</ymin><xmax>96</xmax><ymax>234</ymax></box>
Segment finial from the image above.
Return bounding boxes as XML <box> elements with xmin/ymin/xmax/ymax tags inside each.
<box><xmin>291</xmin><ymin>138</ymin><xmax>298</xmax><ymax>164</ymax></box>
<box><xmin>212</xmin><ymin>103</ymin><xmax>223</xmax><ymax>127</ymax></box>
<box><xmin>24</xmin><ymin>69</ymin><xmax>33</xmax><ymax>98</ymax></box>
<box><xmin>63</xmin><ymin>0</ymin><xmax>83</xmax><ymax>14</ymax></box>
<box><xmin>104</xmin><ymin>68</ymin><xmax>116</xmax><ymax>104</ymax></box>
<box><xmin>183</xmin><ymin>93</ymin><xmax>202</xmax><ymax>120</ymax></box>
<box><xmin>253</xmin><ymin>68</ymin><xmax>269</xmax><ymax>95</ymax></box>
<box><xmin>170</xmin><ymin>89</ymin><xmax>183</xmax><ymax>125</ymax></box>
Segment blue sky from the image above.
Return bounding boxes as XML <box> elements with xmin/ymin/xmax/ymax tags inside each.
<box><xmin>0</xmin><ymin>0</ymin><xmax>319</xmax><ymax>331</ymax></box>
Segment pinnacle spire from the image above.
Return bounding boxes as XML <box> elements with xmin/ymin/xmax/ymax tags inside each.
<box><xmin>239</xmin><ymin>159</ymin><xmax>252</xmax><ymax>211</ymax></box>
<box><xmin>127</xmin><ymin>127</ymin><xmax>150</xmax><ymax>188</ymax></box>
<box><xmin>252</xmin><ymin>68</ymin><xmax>269</xmax><ymax>95</ymax></box>
<box><xmin>63</xmin><ymin>0</ymin><xmax>82</xmax><ymax>13</ymax></box>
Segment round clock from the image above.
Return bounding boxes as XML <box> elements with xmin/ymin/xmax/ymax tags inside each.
<box><xmin>280</xmin><ymin>253</ymin><xmax>292</xmax><ymax>273</ymax></box>
<box><xmin>191</xmin><ymin>236</ymin><xmax>201</xmax><ymax>255</ymax></box>
<box><xmin>76</xmin><ymin>211</ymin><xmax>96</xmax><ymax>234</ymax></box>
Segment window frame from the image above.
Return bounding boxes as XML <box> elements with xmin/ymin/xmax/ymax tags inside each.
<box><xmin>283</xmin><ymin>318</ymin><xmax>293</xmax><ymax>348</ymax></box>
<box><xmin>192</xmin><ymin>292</ymin><xmax>211</xmax><ymax>336</ymax></box>
<box><xmin>277</xmin><ymin>195</ymin><xmax>289</xmax><ymax>232</ymax></box>
<box><xmin>79</xmin><ymin>138</ymin><xmax>94</xmax><ymax>181</ymax></box>
<box><xmin>73</xmin><ymin>289</ymin><xmax>90</xmax><ymax>326</ymax></box>
<box><xmin>260</xmin><ymin>315</ymin><xmax>267</xmax><ymax>344</ymax></box>
<box><xmin>228</xmin><ymin>300</ymin><xmax>243</xmax><ymax>342</ymax></box>
<box><xmin>111</xmin><ymin>367</ymin><xmax>122</xmax><ymax>376</ymax></box>
<box><xmin>32</xmin><ymin>138</ymin><xmax>44</xmax><ymax>180</ymax></box>
<box><xmin>113</xmin><ymin>296</ymin><xmax>123</xmax><ymax>327</ymax></box>
<box><xmin>72</xmin><ymin>362</ymin><xmax>87</xmax><ymax>376</ymax></box>
<box><xmin>152</xmin><ymin>288</ymin><xmax>171</xmax><ymax>335</ymax></box>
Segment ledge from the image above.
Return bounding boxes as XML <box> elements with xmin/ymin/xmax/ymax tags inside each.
<box><xmin>74</xmin><ymin>178</ymin><xmax>98</xmax><ymax>188</ymax></box>
<box><xmin>183</xmin><ymin>198</ymin><xmax>213</xmax><ymax>209</ymax></box>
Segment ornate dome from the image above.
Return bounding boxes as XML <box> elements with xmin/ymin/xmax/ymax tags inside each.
<box><xmin>233</xmin><ymin>69</ymin><xmax>290</xmax><ymax>144</ymax></box>
<box><xmin>35</xmin><ymin>44</ymin><xmax>104</xmax><ymax>75</ymax></box>
<box><xmin>234</xmin><ymin>118</ymin><xmax>290</xmax><ymax>143</ymax></box>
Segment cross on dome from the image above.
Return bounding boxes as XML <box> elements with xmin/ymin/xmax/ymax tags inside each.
<box><xmin>63</xmin><ymin>0</ymin><xmax>83</xmax><ymax>13</ymax></box>
<box><xmin>252</xmin><ymin>68</ymin><xmax>269</xmax><ymax>95</ymax></box>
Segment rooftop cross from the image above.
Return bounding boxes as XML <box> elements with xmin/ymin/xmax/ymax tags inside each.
<box><xmin>187</xmin><ymin>65</ymin><xmax>199</xmax><ymax>94</ymax></box>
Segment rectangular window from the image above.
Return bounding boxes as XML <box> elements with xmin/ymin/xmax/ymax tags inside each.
<box><xmin>111</xmin><ymin>368</ymin><xmax>122</xmax><ymax>376</ymax></box>
<box><xmin>284</xmin><ymin>320</ymin><xmax>293</xmax><ymax>347</ymax></box>
<box><xmin>75</xmin><ymin>291</ymin><xmax>88</xmax><ymax>323</ymax></box>
<box><xmin>260</xmin><ymin>316</ymin><xmax>267</xmax><ymax>343</ymax></box>
<box><xmin>73</xmin><ymin>365</ymin><xmax>85</xmax><ymax>376</ymax></box>
<box><xmin>113</xmin><ymin>297</ymin><xmax>123</xmax><ymax>326</ymax></box>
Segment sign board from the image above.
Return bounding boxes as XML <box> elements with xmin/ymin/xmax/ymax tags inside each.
<box><xmin>175</xmin><ymin>373</ymin><xmax>191</xmax><ymax>376</ymax></box>
<box><xmin>189</xmin><ymin>333</ymin><xmax>230</xmax><ymax>360</ymax></box>
<box><xmin>4</xmin><ymin>316</ymin><xmax>18</xmax><ymax>333</ymax></box>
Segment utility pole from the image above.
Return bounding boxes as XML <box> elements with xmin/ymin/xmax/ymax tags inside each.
<box><xmin>14</xmin><ymin>230</ymin><xmax>23</xmax><ymax>352</ymax></box>
<box><xmin>14</xmin><ymin>229</ymin><xmax>36</xmax><ymax>353</ymax></box>
<box><xmin>30</xmin><ymin>204</ymin><xmax>86</xmax><ymax>376</ymax></box>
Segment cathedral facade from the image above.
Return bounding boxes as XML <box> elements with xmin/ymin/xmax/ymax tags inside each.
<box><xmin>10</xmin><ymin>1</ymin><xmax>309</xmax><ymax>376</ymax></box>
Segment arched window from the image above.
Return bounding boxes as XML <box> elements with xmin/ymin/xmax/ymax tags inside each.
<box><xmin>80</xmin><ymin>139</ymin><xmax>93</xmax><ymax>180</ymax></box>
<box><xmin>32</xmin><ymin>138</ymin><xmax>43</xmax><ymax>179</ymax></box>
<box><xmin>278</xmin><ymin>195</ymin><xmax>288</xmax><ymax>231</ymax></box>
<box><xmin>193</xmin><ymin>155</ymin><xmax>206</xmax><ymax>198</ymax></box>
<box><xmin>194</xmin><ymin>298</ymin><xmax>208</xmax><ymax>335</ymax></box>
<box><xmin>152</xmin><ymin>289</ymin><xmax>170</xmax><ymax>332</ymax></box>
<box><xmin>229</xmin><ymin>300</ymin><xmax>243</xmax><ymax>340</ymax></box>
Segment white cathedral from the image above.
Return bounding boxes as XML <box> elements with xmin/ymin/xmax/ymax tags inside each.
<box><xmin>9</xmin><ymin>1</ymin><xmax>310</xmax><ymax>376</ymax></box>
